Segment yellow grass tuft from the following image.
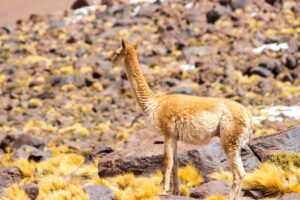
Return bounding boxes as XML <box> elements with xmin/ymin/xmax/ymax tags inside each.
<box><xmin>103</xmin><ymin>171</ymin><xmax>162</xmax><ymax>200</ymax></box>
<box><xmin>204</xmin><ymin>194</ymin><xmax>225</xmax><ymax>200</ymax></box>
<box><xmin>37</xmin><ymin>176</ymin><xmax>89</xmax><ymax>200</ymax></box>
<box><xmin>73</xmin><ymin>163</ymin><xmax>99</xmax><ymax>180</ymax></box>
<box><xmin>268</xmin><ymin>152</ymin><xmax>300</xmax><ymax>170</ymax></box>
<box><xmin>13</xmin><ymin>158</ymin><xmax>36</xmax><ymax>178</ymax></box>
<box><xmin>4</xmin><ymin>184</ymin><xmax>29</xmax><ymax>200</ymax></box>
<box><xmin>209</xmin><ymin>170</ymin><xmax>233</xmax><ymax>182</ymax></box>
<box><xmin>179</xmin><ymin>184</ymin><xmax>190</xmax><ymax>196</ymax></box>
<box><xmin>1</xmin><ymin>151</ymin><xmax>99</xmax><ymax>199</ymax></box>
<box><xmin>28</xmin><ymin>98</ymin><xmax>43</xmax><ymax>107</ymax></box>
<box><xmin>243</xmin><ymin>162</ymin><xmax>300</xmax><ymax>196</ymax></box>
<box><xmin>178</xmin><ymin>164</ymin><xmax>203</xmax><ymax>187</ymax></box>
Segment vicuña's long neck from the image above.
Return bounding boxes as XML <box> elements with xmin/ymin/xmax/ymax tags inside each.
<box><xmin>124</xmin><ymin>51</ymin><xmax>154</xmax><ymax>111</ymax></box>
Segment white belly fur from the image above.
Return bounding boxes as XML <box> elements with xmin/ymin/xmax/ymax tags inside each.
<box><xmin>175</xmin><ymin>111</ymin><xmax>221</xmax><ymax>145</ymax></box>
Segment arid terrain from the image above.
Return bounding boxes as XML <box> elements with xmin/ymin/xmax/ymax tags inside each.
<box><xmin>0</xmin><ymin>0</ymin><xmax>299</xmax><ymax>199</ymax></box>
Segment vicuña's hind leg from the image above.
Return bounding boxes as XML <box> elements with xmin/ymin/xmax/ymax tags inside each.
<box><xmin>161</xmin><ymin>136</ymin><xmax>176</xmax><ymax>195</ymax></box>
<box><xmin>172</xmin><ymin>139</ymin><xmax>179</xmax><ymax>195</ymax></box>
<box><xmin>223</xmin><ymin>144</ymin><xmax>245</xmax><ymax>200</ymax></box>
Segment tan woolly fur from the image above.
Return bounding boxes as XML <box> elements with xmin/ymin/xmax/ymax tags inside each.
<box><xmin>113</xmin><ymin>40</ymin><xmax>254</xmax><ymax>200</ymax></box>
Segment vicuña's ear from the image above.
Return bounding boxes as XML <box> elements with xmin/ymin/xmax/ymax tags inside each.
<box><xmin>121</xmin><ymin>39</ymin><xmax>126</xmax><ymax>49</ymax></box>
<box><xmin>133</xmin><ymin>40</ymin><xmax>142</xmax><ymax>50</ymax></box>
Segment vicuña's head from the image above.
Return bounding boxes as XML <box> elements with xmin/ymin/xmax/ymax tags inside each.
<box><xmin>112</xmin><ymin>39</ymin><xmax>141</xmax><ymax>66</ymax></box>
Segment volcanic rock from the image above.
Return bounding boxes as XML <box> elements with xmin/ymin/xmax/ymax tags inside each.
<box><xmin>83</xmin><ymin>185</ymin><xmax>115</xmax><ymax>200</ymax></box>
<box><xmin>98</xmin><ymin>138</ymin><xmax>259</xmax><ymax>178</ymax></box>
<box><xmin>190</xmin><ymin>180</ymin><xmax>230</xmax><ymax>199</ymax></box>
<box><xmin>0</xmin><ymin>166</ymin><xmax>22</xmax><ymax>191</ymax></box>
<box><xmin>249</xmin><ymin>126</ymin><xmax>300</xmax><ymax>161</ymax></box>
<box><xmin>206</xmin><ymin>10</ymin><xmax>221</xmax><ymax>24</ymax></box>
<box><xmin>12</xmin><ymin>134</ymin><xmax>45</xmax><ymax>150</ymax></box>
<box><xmin>23</xmin><ymin>183</ymin><xmax>39</xmax><ymax>200</ymax></box>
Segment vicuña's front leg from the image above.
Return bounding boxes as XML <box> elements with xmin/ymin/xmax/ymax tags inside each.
<box><xmin>172</xmin><ymin>139</ymin><xmax>179</xmax><ymax>195</ymax></box>
<box><xmin>161</xmin><ymin>136</ymin><xmax>175</xmax><ymax>195</ymax></box>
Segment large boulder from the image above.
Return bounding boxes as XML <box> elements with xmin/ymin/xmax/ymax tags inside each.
<box><xmin>249</xmin><ymin>126</ymin><xmax>300</xmax><ymax>161</ymax></box>
<box><xmin>98</xmin><ymin>137</ymin><xmax>259</xmax><ymax>178</ymax></box>
<box><xmin>98</xmin><ymin>126</ymin><xmax>300</xmax><ymax>178</ymax></box>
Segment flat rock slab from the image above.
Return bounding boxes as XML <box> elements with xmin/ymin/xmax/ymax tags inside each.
<box><xmin>249</xmin><ymin>126</ymin><xmax>300</xmax><ymax>161</ymax></box>
<box><xmin>98</xmin><ymin>137</ymin><xmax>259</xmax><ymax>177</ymax></box>
<box><xmin>98</xmin><ymin>126</ymin><xmax>300</xmax><ymax>178</ymax></box>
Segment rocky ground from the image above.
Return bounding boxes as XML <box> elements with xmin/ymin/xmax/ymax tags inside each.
<box><xmin>0</xmin><ymin>0</ymin><xmax>299</xmax><ymax>199</ymax></box>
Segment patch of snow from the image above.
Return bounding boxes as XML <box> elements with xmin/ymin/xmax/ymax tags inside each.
<box><xmin>65</xmin><ymin>5</ymin><xmax>99</xmax><ymax>25</ymax></box>
<box><xmin>185</xmin><ymin>2</ymin><xmax>194</xmax><ymax>9</ymax></box>
<box><xmin>74</xmin><ymin>5</ymin><xmax>97</xmax><ymax>15</ymax></box>
<box><xmin>252</xmin><ymin>43</ymin><xmax>289</xmax><ymax>54</ymax></box>
<box><xmin>180</xmin><ymin>64</ymin><xmax>195</xmax><ymax>72</ymax></box>
<box><xmin>250</xmin><ymin>12</ymin><xmax>257</xmax><ymax>17</ymax></box>
<box><xmin>254</xmin><ymin>106</ymin><xmax>300</xmax><ymax>123</ymax></box>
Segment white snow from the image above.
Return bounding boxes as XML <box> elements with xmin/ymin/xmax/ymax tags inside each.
<box><xmin>254</xmin><ymin>106</ymin><xmax>300</xmax><ymax>123</ymax></box>
<box><xmin>252</xmin><ymin>43</ymin><xmax>289</xmax><ymax>54</ymax></box>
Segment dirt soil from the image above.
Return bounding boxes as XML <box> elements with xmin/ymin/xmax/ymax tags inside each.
<box><xmin>0</xmin><ymin>0</ymin><xmax>74</xmax><ymax>26</ymax></box>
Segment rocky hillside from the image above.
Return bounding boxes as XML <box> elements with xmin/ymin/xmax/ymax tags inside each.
<box><xmin>0</xmin><ymin>0</ymin><xmax>299</xmax><ymax>199</ymax></box>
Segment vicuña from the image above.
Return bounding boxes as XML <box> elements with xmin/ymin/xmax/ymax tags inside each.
<box><xmin>113</xmin><ymin>40</ymin><xmax>253</xmax><ymax>200</ymax></box>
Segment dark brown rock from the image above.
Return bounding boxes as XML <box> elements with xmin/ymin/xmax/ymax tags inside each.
<box><xmin>249</xmin><ymin>67</ymin><xmax>273</xmax><ymax>77</ymax></box>
<box><xmin>265</xmin><ymin>0</ymin><xmax>279</xmax><ymax>6</ymax></box>
<box><xmin>12</xmin><ymin>134</ymin><xmax>45</xmax><ymax>150</ymax></box>
<box><xmin>257</xmin><ymin>58</ymin><xmax>282</xmax><ymax>77</ymax></box>
<box><xmin>98</xmin><ymin>138</ymin><xmax>259</xmax><ymax>178</ymax></box>
<box><xmin>249</xmin><ymin>126</ymin><xmax>300</xmax><ymax>161</ymax></box>
<box><xmin>281</xmin><ymin>73</ymin><xmax>294</xmax><ymax>83</ymax></box>
<box><xmin>90</xmin><ymin>145</ymin><xmax>114</xmax><ymax>157</ymax></box>
<box><xmin>71</xmin><ymin>0</ymin><xmax>90</xmax><ymax>10</ymax></box>
<box><xmin>12</xmin><ymin>145</ymin><xmax>52</xmax><ymax>162</ymax></box>
<box><xmin>190</xmin><ymin>180</ymin><xmax>230</xmax><ymax>199</ymax></box>
<box><xmin>0</xmin><ymin>166</ymin><xmax>22</xmax><ymax>190</ymax></box>
<box><xmin>285</xmin><ymin>55</ymin><xmax>297</xmax><ymax>70</ymax></box>
<box><xmin>23</xmin><ymin>183</ymin><xmax>39</xmax><ymax>200</ymax></box>
<box><xmin>243</xmin><ymin>189</ymin><xmax>265</xmax><ymax>199</ymax></box>
<box><xmin>0</xmin><ymin>173</ymin><xmax>14</xmax><ymax>190</ymax></box>
<box><xmin>83</xmin><ymin>185</ymin><xmax>115</xmax><ymax>200</ymax></box>
<box><xmin>0</xmin><ymin>133</ymin><xmax>15</xmax><ymax>152</ymax></box>
<box><xmin>206</xmin><ymin>10</ymin><xmax>221</xmax><ymax>24</ymax></box>
<box><xmin>219</xmin><ymin>0</ymin><xmax>231</xmax><ymax>6</ymax></box>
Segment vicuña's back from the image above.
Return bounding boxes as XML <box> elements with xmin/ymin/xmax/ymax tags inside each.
<box><xmin>113</xmin><ymin>40</ymin><xmax>253</xmax><ymax>200</ymax></box>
